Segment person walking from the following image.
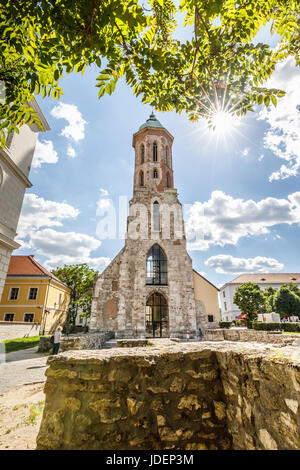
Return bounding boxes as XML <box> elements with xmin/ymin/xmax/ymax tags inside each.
<box><xmin>52</xmin><ymin>326</ymin><xmax>62</xmax><ymax>355</ymax></box>
<box><xmin>198</xmin><ymin>327</ymin><xmax>204</xmax><ymax>341</ymax></box>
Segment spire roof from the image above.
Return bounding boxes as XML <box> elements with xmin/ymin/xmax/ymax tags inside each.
<box><xmin>139</xmin><ymin>112</ymin><xmax>164</xmax><ymax>131</ymax></box>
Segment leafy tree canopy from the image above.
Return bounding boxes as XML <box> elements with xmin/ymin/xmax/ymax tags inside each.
<box><xmin>1</xmin><ymin>0</ymin><xmax>300</xmax><ymax>144</ymax></box>
<box><xmin>275</xmin><ymin>286</ymin><xmax>300</xmax><ymax>317</ymax></box>
<box><xmin>281</xmin><ymin>282</ymin><xmax>300</xmax><ymax>297</ymax></box>
<box><xmin>263</xmin><ymin>286</ymin><xmax>277</xmax><ymax>312</ymax></box>
<box><xmin>233</xmin><ymin>282</ymin><xmax>265</xmax><ymax>320</ymax></box>
<box><xmin>52</xmin><ymin>263</ymin><xmax>98</xmax><ymax>326</ymax></box>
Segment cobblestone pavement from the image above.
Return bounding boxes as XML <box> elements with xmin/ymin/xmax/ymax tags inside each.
<box><xmin>0</xmin><ymin>346</ymin><xmax>49</xmax><ymax>394</ymax></box>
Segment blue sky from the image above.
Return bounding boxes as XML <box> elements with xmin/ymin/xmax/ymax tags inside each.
<box><xmin>15</xmin><ymin>33</ymin><xmax>300</xmax><ymax>288</ymax></box>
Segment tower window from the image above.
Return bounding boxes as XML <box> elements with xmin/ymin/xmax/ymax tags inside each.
<box><xmin>166</xmin><ymin>172</ymin><xmax>170</xmax><ymax>188</ymax></box>
<box><xmin>153</xmin><ymin>201</ymin><xmax>160</xmax><ymax>231</ymax></box>
<box><xmin>153</xmin><ymin>142</ymin><xmax>158</xmax><ymax>162</ymax></box>
<box><xmin>146</xmin><ymin>244</ymin><xmax>167</xmax><ymax>285</ymax></box>
<box><xmin>141</xmin><ymin>144</ymin><xmax>145</xmax><ymax>164</ymax></box>
<box><xmin>140</xmin><ymin>171</ymin><xmax>144</xmax><ymax>186</ymax></box>
<box><xmin>153</xmin><ymin>169</ymin><xmax>158</xmax><ymax>179</ymax></box>
<box><xmin>166</xmin><ymin>146</ymin><xmax>169</xmax><ymax>166</ymax></box>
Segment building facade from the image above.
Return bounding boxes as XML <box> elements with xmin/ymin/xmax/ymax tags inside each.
<box><xmin>90</xmin><ymin>113</ymin><xmax>219</xmax><ymax>338</ymax></box>
<box><xmin>0</xmin><ymin>255</ymin><xmax>71</xmax><ymax>335</ymax></box>
<box><xmin>193</xmin><ymin>270</ymin><xmax>220</xmax><ymax>324</ymax></box>
<box><xmin>220</xmin><ymin>273</ymin><xmax>300</xmax><ymax>321</ymax></box>
<box><xmin>0</xmin><ymin>100</ymin><xmax>49</xmax><ymax>301</ymax></box>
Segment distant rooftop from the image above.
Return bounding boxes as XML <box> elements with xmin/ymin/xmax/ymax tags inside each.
<box><xmin>7</xmin><ymin>255</ymin><xmax>67</xmax><ymax>287</ymax></box>
<box><xmin>221</xmin><ymin>273</ymin><xmax>300</xmax><ymax>289</ymax></box>
<box><xmin>139</xmin><ymin>112</ymin><xmax>164</xmax><ymax>131</ymax></box>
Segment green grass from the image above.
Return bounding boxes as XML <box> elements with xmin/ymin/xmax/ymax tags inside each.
<box><xmin>1</xmin><ymin>336</ymin><xmax>42</xmax><ymax>353</ymax></box>
<box><xmin>282</xmin><ymin>332</ymin><xmax>300</xmax><ymax>335</ymax></box>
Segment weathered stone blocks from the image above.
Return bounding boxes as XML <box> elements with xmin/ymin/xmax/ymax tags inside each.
<box><xmin>36</xmin><ymin>342</ymin><xmax>300</xmax><ymax>450</ymax></box>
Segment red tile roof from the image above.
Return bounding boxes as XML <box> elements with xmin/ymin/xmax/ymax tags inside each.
<box><xmin>7</xmin><ymin>255</ymin><xmax>64</xmax><ymax>285</ymax></box>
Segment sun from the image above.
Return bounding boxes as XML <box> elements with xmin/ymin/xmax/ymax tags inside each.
<box><xmin>210</xmin><ymin>110</ymin><xmax>240</xmax><ymax>136</ymax></box>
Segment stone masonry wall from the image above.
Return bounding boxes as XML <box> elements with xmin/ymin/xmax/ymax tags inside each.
<box><xmin>215</xmin><ymin>345</ymin><xmax>300</xmax><ymax>450</ymax></box>
<box><xmin>0</xmin><ymin>321</ymin><xmax>40</xmax><ymax>341</ymax></box>
<box><xmin>37</xmin><ymin>344</ymin><xmax>231</xmax><ymax>450</ymax></box>
<box><xmin>0</xmin><ymin>244</ymin><xmax>12</xmax><ymax>303</ymax></box>
<box><xmin>205</xmin><ymin>328</ymin><xmax>300</xmax><ymax>346</ymax></box>
<box><xmin>38</xmin><ymin>331</ymin><xmax>114</xmax><ymax>353</ymax></box>
<box><xmin>36</xmin><ymin>342</ymin><xmax>300</xmax><ymax>450</ymax></box>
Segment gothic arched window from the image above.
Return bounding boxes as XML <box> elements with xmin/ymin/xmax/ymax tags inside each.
<box><xmin>141</xmin><ymin>144</ymin><xmax>145</xmax><ymax>164</ymax></box>
<box><xmin>146</xmin><ymin>293</ymin><xmax>168</xmax><ymax>337</ymax></box>
<box><xmin>153</xmin><ymin>169</ymin><xmax>158</xmax><ymax>179</ymax></box>
<box><xmin>153</xmin><ymin>142</ymin><xmax>158</xmax><ymax>162</ymax></box>
<box><xmin>140</xmin><ymin>171</ymin><xmax>144</xmax><ymax>186</ymax></box>
<box><xmin>166</xmin><ymin>146</ymin><xmax>169</xmax><ymax>167</ymax></box>
<box><xmin>146</xmin><ymin>244</ymin><xmax>167</xmax><ymax>285</ymax></box>
<box><xmin>166</xmin><ymin>172</ymin><xmax>170</xmax><ymax>188</ymax></box>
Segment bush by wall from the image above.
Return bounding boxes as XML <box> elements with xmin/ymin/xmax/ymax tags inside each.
<box><xmin>252</xmin><ymin>322</ymin><xmax>300</xmax><ymax>332</ymax></box>
<box><xmin>219</xmin><ymin>321</ymin><xmax>232</xmax><ymax>329</ymax></box>
<box><xmin>281</xmin><ymin>322</ymin><xmax>300</xmax><ymax>333</ymax></box>
<box><xmin>252</xmin><ymin>322</ymin><xmax>282</xmax><ymax>331</ymax></box>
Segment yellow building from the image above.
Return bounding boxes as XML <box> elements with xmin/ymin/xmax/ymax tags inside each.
<box><xmin>0</xmin><ymin>255</ymin><xmax>71</xmax><ymax>334</ymax></box>
<box><xmin>193</xmin><ymin>270</ymin><xmax>220</xmax><ymax>325</ymax></box>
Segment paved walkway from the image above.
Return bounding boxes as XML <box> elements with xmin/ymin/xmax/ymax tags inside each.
<box><xmin>0</xmin><ymin>346</ymin><xmax>49</xmax><ymax>394</ymax></box>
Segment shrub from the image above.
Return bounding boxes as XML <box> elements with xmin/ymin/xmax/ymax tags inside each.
<box><xmin>281</xmin><ymin>322</ymin><xmax>300</xmax><ymax>333</ymax></box>
<box><xmin>219</xmin><ymin>321</ymin><xmax>232</xmax><ymax>329</ymax></box>
<box><xmin>252</xmin><ymin>322</ymin><xmax>282</xmax><ymax>331</ymax></box>
<box><xmin>252</xmin><ymin>322</ymin><xmax>300</xmax><ymax>332</ymax></box>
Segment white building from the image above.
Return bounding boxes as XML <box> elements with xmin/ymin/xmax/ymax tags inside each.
<box><xmin>220</xmin><ymin>273</ymin><xmax>300</xmax><ymax>321</ymax></box>
<box><xmin>0</xmin><ymin>100</ymin><xmax>49</xmax><ymax>301</ymax></box>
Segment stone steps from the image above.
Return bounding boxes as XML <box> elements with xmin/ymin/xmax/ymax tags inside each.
<box><xmin>102</xmin><ymin>339</ymin><xmax>117</xmax><ymax>349</ymax></box>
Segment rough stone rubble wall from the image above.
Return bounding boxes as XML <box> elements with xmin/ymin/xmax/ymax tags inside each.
<box><xmin>36</xmin><ymin>342</ymin><xmax>300</xmax><ymax>450</ymax></box>
<box><xmin>0</xmin><ymin>322</ymin><xmax>40</xmax><ymax>341</ymax></box>
<box><xmin>36</xmin><ymin>345</ymin><xmax>231</xmax><ymax>450</ymax></box>
<box><xmin>216</xmin><ymin>346</ymin><xmax>300</xmax><ymax>450</ymax></box>
<box><xmin>206</xmin><ymin>328</ymin><xmax>299</xmax><ymax>346</ymax></box>
<box><xmin>38</xmin><ymin>331</ymin><xmax>114</xmax><ymax>353</ymax></box>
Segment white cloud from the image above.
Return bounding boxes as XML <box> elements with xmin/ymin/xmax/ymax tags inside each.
<box><xmin>99</xmin><ymin>188</ymin><xmax>109</xmax><ymax>197</ymax></box>
<box><xmin>258</xmin><ymin>154</ymin><xmax>264</xmax><ymax>162</ymax></box>
<box><xmin>27</xmin><ymin>228</ymin><xmax>110</xmax><ymax>271</ymax></box>
<box><xmin>67</xmin><ymin>144</ymin><xmax>76</xmax><ymax>158</ymax></box>
<box><xmin>186</xmin><ymin>190</ymin><xmax>300</xmax><ymax>250</ymax></box>
<box><xmin>32</xmin><ymin>139</ymin><xmax>58</xmax><ymax>168</ymax></box>
<box><xmin>50</xmin><ymin>102</ymin><xmax>86</xmax><ymax>143</ymax></box>
<box><xmin>96</xmin><ymin>198</ymin><xmax>114</xmax><ymax>214</ymax></box>
<box><xmin>258</xmin><ymin>57</ymin><xmax>300</xmax><ymax>181</ymax></box>
<box><xmin>17</xmin><ymin>193</ymin><xmax>79</xmax><ymax>239</ymax></box>
<box><xmin>205</xmin><ymin>255</ymin><xmax>284</xmax><ymax>274</ymax></box>
<box><xmin>43</xmin><ymin>255</ymin><xmax>111</xmax><ymax>272</ymax></box>
<box><xmin>242</xmin><ymin>148</ymin><xmax>250</xmax><ymax>157</ymax></box>
<box><xmin>16</xmin><ymin>194</ymin><xmax>110</xmax><ymax>272</ymax></box>
<box><xmin>29</xmin><ymin>228</ymin><xmax>101</xmax><ymax>257</ymax></box>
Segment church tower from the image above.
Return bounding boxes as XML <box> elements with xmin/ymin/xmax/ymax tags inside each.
<box><xmin>90</xmin><ymin>113</ymin><xmax>212</xmax><ymax>338</ymax></box>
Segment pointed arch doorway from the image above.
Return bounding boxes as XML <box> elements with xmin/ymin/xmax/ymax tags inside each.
<box><xmin>146</xmin><ymin>292</ymin><xmax>168</xmax><ymax>337</ymax></box>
